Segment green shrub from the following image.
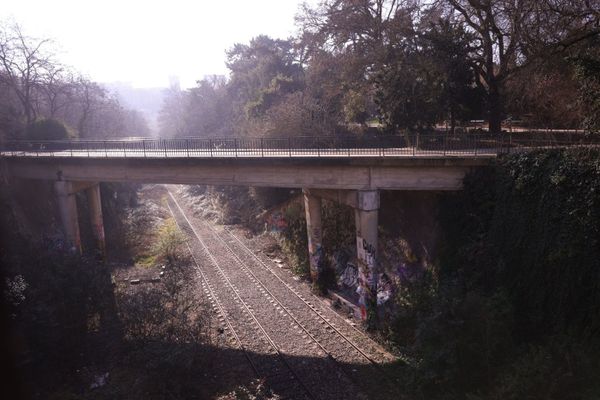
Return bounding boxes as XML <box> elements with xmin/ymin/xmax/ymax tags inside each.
<box><xmin>25</xmin><ymin>118</ymin><xmax>73</xmax><ymax>140</ymax></box>
<box><xmin>394</xmin><ymin>148</ymin><xmax>600</xmax><ymax>398</ymax></box>
<box><xmin>489</xmin><ymin>149</ymin><xmax>600</xmax><ymax>338</ymax></box>
<box><xmin>487</xmin><ymin>336</ymin><xmax>600</xmax><ymax>400</ymax></box>
<box><xmin>321</xmin><ymin>199</ymin><xmax>355</xmax><ymax>255</ymax></box>
<box><xmin>153</xmin><ymin>218</ymin><xmax>186</xmax><ymax>263</ymax></box>
<box><xmin>280</xmin><ymin>203</ymin><xmax>309</xmax><ymax>277</ymax></box>
<box><xmin>413</xmin><ymin>290</ymin><xmax>514</xmax><ymax>398</ymax></box>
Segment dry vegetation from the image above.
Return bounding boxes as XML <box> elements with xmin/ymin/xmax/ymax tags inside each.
<box><xmin>0</xmin><ymin>184</ymin><xmax>281</xmax><ymax>399</ymax></box>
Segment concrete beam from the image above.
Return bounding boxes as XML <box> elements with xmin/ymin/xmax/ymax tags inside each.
<box><xmin>4</xmin><ymin>156</ymin><xmax>487</xmax><ymax>190</ymax></box>
<box><xmin>54</xmin><ymin>181</ymin><xmax>81</xmax><ymax>253</ymax></box>
<box><xmin>303</xmin><ymin>190</ymin><xmax>324</xmax><ymax>283</ymax></box>
<box><xmin>305</xmin><ymin>189</ymin><xmax>379</xmax><ymax>210</ymax></box>
<box><xmin>70</xmin><ymin>181</ymin><xmax>98</xmax><ymax>195</ymax></box>
<box><xmin>85</xmin><ymin>184</ymin><xmax>105</xmax><ymax>257</ymax></box>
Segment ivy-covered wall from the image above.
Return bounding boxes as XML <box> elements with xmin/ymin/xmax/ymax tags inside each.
<box><xmin>398</xmin><ymin>148</ymin><xmax>600</xmax><ymax>399</ymax></box>
<box><xmin>441</xmin><ymin>148</ymin><xmax>600</xmax><ymax>338</ymax></box>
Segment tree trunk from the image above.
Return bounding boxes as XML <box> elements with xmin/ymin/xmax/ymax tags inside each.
<box><xmin>450</xmin><ymin>104</ymin><xmax>456</xmax><ymax>135</ymax></box>
<box><xmin>78</xmin><ymin>114</ymin><xmax>88</xmax><ymax>138</ymax></box>
<box><xmin>488</xmin><ymin>82</ymin><xmax>502</xmax><ymax>133</ymax></box>
<box><xmin>24</xmin><ymin>108</ymin><xmax>33</xmax><ymax>126</ymax></box>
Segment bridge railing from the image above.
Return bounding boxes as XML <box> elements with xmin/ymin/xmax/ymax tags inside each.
<box><xmin>1</xmin><ymin>133</ymin><xmax>599</xmax><ymax>158</ymax></box>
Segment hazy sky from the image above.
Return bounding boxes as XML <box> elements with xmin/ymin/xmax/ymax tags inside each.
<box><xmin>4</xmin><ymin>0</ymin><xmax>315</xmax><ymax>88</ymax></box>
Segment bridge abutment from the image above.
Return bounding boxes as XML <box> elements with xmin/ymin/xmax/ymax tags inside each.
<box><xmin>54</xmin><ymin>181</ymin><xmax>82</xmax><ymax>253</ymax></box>
<box><xmin>54</xmin><ymin>181</ymin><xmax>105</xmax><ymax>255</ymax></box>
<box><xmin>303</xmin><ymin>188</ymin><xmax>380</xmax><ymax>325</ymax></box>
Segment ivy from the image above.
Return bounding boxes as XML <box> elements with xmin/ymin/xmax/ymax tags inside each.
<box><xmin>489</xmin><ymin>149</ymin><xmax>600</xmax><ymax>338</ymax></box>
<box><xmin>405</xmin><ymin>148</ymin><xmax>600</xmax><ymax>399</ymax></box>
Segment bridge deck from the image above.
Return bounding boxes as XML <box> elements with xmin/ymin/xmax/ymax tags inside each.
<box><xmin>0</xmin><ymin>147</ymin><xmax>501</xmax><ymax>159</ymax></box>
<box><xmin>2</xmin><ymin>135</ymin><xmax>597</xmax><ymax>190</ymax></box>
<box><xmin>2</xmin><ymin>132</ymin><xmax>593</xmax><ymax>159</ymax></box>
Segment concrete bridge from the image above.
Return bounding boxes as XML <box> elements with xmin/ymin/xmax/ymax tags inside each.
<box><xmin>1</xmin><ymin>134</ymin><xmax>584</xmax><ymax>321</ymax></box>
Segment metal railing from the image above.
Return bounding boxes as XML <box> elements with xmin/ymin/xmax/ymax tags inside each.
<box><xmin>1</xmin><ymin>133</ymin><xmax>598</xmax><ymax>159</ymax></box>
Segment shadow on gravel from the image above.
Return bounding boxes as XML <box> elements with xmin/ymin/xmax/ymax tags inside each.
<box><xmin>83</xmin><ymin>339</ymin><xmax>408</xmax><ymax>400</ymax></box>
<box><xmin>1</xmin><ymin>181</ymin><xmax>407</xmax><ymax>400</ymax></box>
<box><xmin>2</xmin><ymin>252</ymin><xmax>405</xmax><ymax>400</ymax></box>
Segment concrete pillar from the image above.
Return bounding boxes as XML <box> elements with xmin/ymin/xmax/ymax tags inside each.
<box><xmin>355</xmin><ymin>190</ymin><xmax>380</xmax><ymax>326</ymax></box>
<box><xmin>303</xmin><ymin>189</ymin><xmax>324</xmax><ymax>283</ymax></box>
<box><xmin>54</xmin><ymin>181</ymin><xmax>81</xmax><ymax>253</ymax></box>
<box><xmin>86</xmin><ymin>184</ymin><xmax>105</xmax><ymax>256</ymax></box>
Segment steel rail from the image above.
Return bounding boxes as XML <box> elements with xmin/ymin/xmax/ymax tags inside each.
<box><xmin>208</xmin><ymin>219</ymin><xmax>389</xmax><ymax>367</ymax></box>
<box><xmin>221</xmin><ymin>225</ymin><xmax>408</xmax><ymax>365</ymax></box>
<box><xmin>168</xmin><ymin>189</ymin><xmax>406</xmax><ymax>394</ymax></box>
<box><xmin>204</xmin><ymin>219</ymin><xmax>348</xmax><ymax>360</ymax></box>
<box><xmin>166</xmin><ymin>200</ymin><xmax>260</xmax><ymax>377</ymax></box>
<box><xmin>198</xmin><ymin>218</ymin><xmax>405</xmax><ymax>394</ymax></box>
<box><xmin>167</xmin><ymin>191</ymin><xmax>317</xmax><ymax>400</ymax></box>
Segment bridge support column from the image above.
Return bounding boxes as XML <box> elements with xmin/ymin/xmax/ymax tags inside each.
<box><xmin>86</xmin><ymin>184</ymin><xmax>105</xmax><ymax>257</ymax></box>
<box><xmin>303</xmin><ymin>189</ymin><xmax>324</xmax><ymax>283</ymax></box>
<box><xmin>355</xmin><ymin>190</ymin><xmax>379</xmax><ymax>327</ymax></box>
<box><xmin>54</xmin><ymin>181</ymin><xmax>81</xmax><ymax>253</ymax></box>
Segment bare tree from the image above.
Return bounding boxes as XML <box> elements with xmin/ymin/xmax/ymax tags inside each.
<box><xmin>39</xmin><ymin>66</ymin><xmax>74</xmax><ymax>118</ymax></box>
<box><xmin>158</xmin><ymin>85</ymin><xmax>191</xmax><ymax>137</ymax></box>
<box><xmin>0</xmin><ymin>23</ymin><xmax>56</xmax><ymax>125</ymax></box>
<box><xmin>71</xmin><ymin>77</ymin><xmax>105</xmax><ymax>137</ymax></box>
<box><xmin>0</xmin><ymin>70</ymin><xmax>22</xmax><ymax>139</ymax></box>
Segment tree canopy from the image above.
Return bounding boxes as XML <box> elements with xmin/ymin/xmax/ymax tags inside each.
<box><xmin>0</xmin><ymin>22</ymin><xmax>151</xmax><ymax>140</ymax></box>
<box><xmin>157</xmin><ymin>0</ymin><xmax>600</xmax><ymax>137</ymax></box>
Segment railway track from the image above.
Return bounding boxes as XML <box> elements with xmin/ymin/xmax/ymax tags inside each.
<box><xmin>167</xmin><ymin>197</ymin><xmax>316</xmax><ymax>400</ymax></box>
<box><xmin>220</xmin><ymin>224</ymin><xmax>401</xmax><ymax>365</ymax></box>
<box><xmin>213</xmin><ymin>225</ymin><xmax>411</xmax><ymax>370</ymax></box>
<box><xmin>167</xmin><ymin>189</ymin><xmax>403</xmax><ymax>399</ymax></box>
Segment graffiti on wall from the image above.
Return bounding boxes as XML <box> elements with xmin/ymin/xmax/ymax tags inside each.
<box><xmin>357</xmin><ymin>236</ymin><xmax>376</xmax><ymax>268</ymax></box>
<box><xmin>356</xmin><ymin>236</ymin><xmax>378</xmax><ymax>320</ymax></box>
<box><xmin>309</xmin><ymin>245</ymin><xmax>324</xmax><ymax>277</ymax></box>
<box><xmin>265</xmin><ymin>210</ymin><xmax>288</xmax><ymax>232</ymax></box>
<box><xmin>263</xmin><ymin>196</ymin><xmax>303</xmax><ymax>233</ymax></box>
<box><xmin>338</xmin><ymin>263</ymin><xmax>358</xmax><ymax>287</ymax></box>
<box><xmin>308</xmin><ymin>226</ymin><xmax>324</xmax><ymax>278</ymax></box>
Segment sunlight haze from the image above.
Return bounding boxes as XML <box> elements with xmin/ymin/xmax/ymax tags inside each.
<box><xmin>4</xmin><ymin>0</ymin><xmax>313</xmax><ymax>88</ymax></box>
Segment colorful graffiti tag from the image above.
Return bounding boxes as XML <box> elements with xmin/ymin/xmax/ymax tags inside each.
<box><xmin>356</xmin><ymin>236</ymin><xmax>378</xmax><ymax>320</ymax></box>
<box><xmin>307</xmin><ymin>226</ymin><xmax>324</xmax><ymax>279</ymax></box>
<box><xmin>265</xmin><ymin>210</ymin><xmax>288</xmax><ymax>232</ymax></box>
